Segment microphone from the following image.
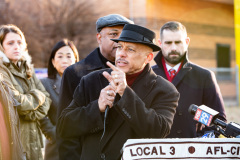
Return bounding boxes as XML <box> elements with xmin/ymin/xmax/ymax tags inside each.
<box><xmin>101</xmin><ymin>105</ymin><xmax>110</xmax><ymax>141</ymax></box>
<box><xmin>101</xmin><ymin>83</ymin><xmax>114</xmax><ymax>140</ymax></box>
<box><xmin>105</xmin><ymin>105</ymin><xmax>110</xmax><ymax>118</ymax></box>
<box><xmin>188</xmin><ymin>104</ymin><xmax>240</xmax><ymax>137</ymax></box>
<box><xmin>188</xmin><ymin>104</ymin><xmax>221</xmax><ymax>127</ymax></box>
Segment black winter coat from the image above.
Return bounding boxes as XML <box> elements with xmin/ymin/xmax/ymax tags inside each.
<box><xmin>57</xmin><ymin>48</ymin><xmax>111</xmax><ymax>159</ymax></box>
<box><xmin>58</xmin><ymin>48</ymin><xmax>107</xmax><ymax>117</ymax></box>
<box><xmin>152</xmin><ymin>51</ymin><xmax>227</xmax><ymax>138</ymax></box>
<box><xmin>57</xmin><ymin>64</ymin><xmax>179</xmax><ymax>160</ymax></box>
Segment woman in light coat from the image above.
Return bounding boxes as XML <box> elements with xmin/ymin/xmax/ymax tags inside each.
<box><xmin>0</xmin><ymin>24</ymin><xmax>51</xmax><ymax>160</ymax></box>
<box><xmin>40</xmin><ymin>39</ymin><xmax>79</xmax><ymax>160</ymax></box>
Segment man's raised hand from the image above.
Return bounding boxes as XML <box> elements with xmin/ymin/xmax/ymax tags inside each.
<box><xmin>102</xmin><ymin>61</ymin><xmax>127</xmax><ymax>96</ymax></box>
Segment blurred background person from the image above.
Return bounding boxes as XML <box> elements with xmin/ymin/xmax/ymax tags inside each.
<box><xmin>40</xmin><ymin>39</ymin><xmax>79</xmax><ymax>160</ymax></box>
<box><xmin>0</xmin><ymin>72</ymin><xmax>26</xmax><ymax>160</ymax></box>
<box><xmin>0</xmin><ymin>24</ymin><xmax>51</xmax><ymax>160</ymax></box>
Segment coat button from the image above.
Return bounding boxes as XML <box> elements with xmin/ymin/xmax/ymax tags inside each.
<box><xmin>177</xmin><ymin>130</ymin><xmax>182</xmax><ymax>134</ymax></box>
<box><xmin>100</xmin><ymin>153</ymin><xmax>105</xmax><ymax>159</ymax></box>
<box><xmin>178</xmin><ymin>112</ymin><xmax>182</xmax><ymax>116</ymax></box>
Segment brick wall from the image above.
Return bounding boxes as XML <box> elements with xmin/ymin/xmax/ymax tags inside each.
<box><xmin>1</xmin><ymin>0</ymin><xmax>235</xmax><ymax>69</ymax></box>
<box><xmin>139</xmin><ymin>0</ymin><xmax>235</xmax><ymax>68</ymax></box>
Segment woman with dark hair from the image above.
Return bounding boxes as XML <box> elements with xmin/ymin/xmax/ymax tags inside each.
<box><xmin>0</xmin><ymin>24</ymin><xmax>51</xmax><ymax>160</ymax></box>
<box><xmin>40</xmin><ymin>39</ymin><xmax>79</xmax><ymax>160</ymax></box>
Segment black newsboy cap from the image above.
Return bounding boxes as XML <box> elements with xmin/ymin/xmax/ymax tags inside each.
<box><xmin>96</xmin><ymin>14</ymin><xmax>134</xmax><ymax>32</ymax></box>
<box><xmin>111</xmin><ymin>24</ymin><xmax>160</xmax><ymax>52</ymax></box>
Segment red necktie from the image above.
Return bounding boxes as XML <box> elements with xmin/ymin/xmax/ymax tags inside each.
<box><xmin>169</xmin><ymin>69</ymin><xmax>176</xmax><ymax>79</ymax></box>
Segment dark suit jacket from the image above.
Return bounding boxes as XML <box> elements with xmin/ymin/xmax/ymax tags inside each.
<box><xmin>57</xmin><ymin>64</ymin><xmax>179</xmax><ymax>160</ymax></box>
<box><xmin>58</xmin><ymin>47</ymin><xmax>106</xmax><ymax>117</ymax></box>
<box><xmin>152</xmin><ymin>51</ymin><xmax>227</xmax><ymax>138</ymax></box>
<box><xmin>40</xmin><ymin>74</ymin><xmax>61</xmax><ymax>160</ymax></box>
<box><xmin>57</xmin><ymin>47</ymin><xmax>109</xmax><ymax>159</ymax></box>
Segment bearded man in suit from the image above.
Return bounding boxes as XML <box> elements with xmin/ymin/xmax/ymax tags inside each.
<box><xmin>152</xmin><ymin>21</ymin><xmax>227</xmax><ymax>138</ymax></box>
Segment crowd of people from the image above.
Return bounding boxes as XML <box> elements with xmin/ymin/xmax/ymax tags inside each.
<box><xmin>0</xmin><ymin>14</ymin><xmax>226</xmax><ymax>160</ymax></box>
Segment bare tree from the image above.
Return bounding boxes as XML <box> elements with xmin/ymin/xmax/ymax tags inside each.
<box><xmin>0</xmin><ymin>0</ymin><xmax>98</xmax><ymax>67</ymax></box>
<box><xmin>37</xmin><ymin>0</ymin><xmax>98</xmax><ymax>66</ymax></box>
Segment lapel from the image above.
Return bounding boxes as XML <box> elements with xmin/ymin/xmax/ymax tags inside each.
<box><xmin>98</xmin><ymin>69</ymin><xmax>111</xmax><ymax>91</ymax></box>
<box><xmin>50</xmin><ymin>74</ymin><xmax>61</xmax><ymax>95</ymax></box>
<box><xmin>154</xmin><ymin>51</ymin><xmax>192</xmax><ymax>87</ymax></box>
<box><xmin>131</xmin><ymin>64</ymin><xmax>157</xmax><ymax>101</ymax></box>
<box><xmin>84</xmin><ymin>48</ymin><xmax>106</xmax><ymax>71</ymax></box>
<box><xmin>99</xmin><ymin>64</ymin><xmax>156</xmax><ymax>149</ymax></box>
<box><xmin>172</xmin><ymin>62</ymin><xmax>192</xmax><ymax>86</ymax></box>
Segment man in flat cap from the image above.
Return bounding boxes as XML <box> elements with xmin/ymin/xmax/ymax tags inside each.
<box><xmin>57</xmin><ymin>24</ymin><xmax>179</xmax><ymax>160</ymax></box>
<box><xmin>57</xmin><ymin>14</ymin><xmax>133</xmax><ymax>159</ymax></box>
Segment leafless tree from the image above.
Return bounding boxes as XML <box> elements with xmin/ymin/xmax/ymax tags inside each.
<box><xmin>0</xmin><ymin>0</ymin><xmax>98</xmax><ymax>67</ymax></box>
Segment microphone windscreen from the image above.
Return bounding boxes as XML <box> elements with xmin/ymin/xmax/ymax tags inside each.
<box><xmin>188</xmin><ymin>104</ymin><xmax>198</xmax><ymax>115</ymax></box>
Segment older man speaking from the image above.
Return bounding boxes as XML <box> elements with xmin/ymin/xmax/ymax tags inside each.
<box><xmin>57</xmin><ymin>24</ymin><xmax>179</xmax><ymax>160</ymax></box>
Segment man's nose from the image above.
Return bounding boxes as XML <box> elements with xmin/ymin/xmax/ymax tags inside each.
<box><xmin>171</xmin><ymin>43</ymin><xmax>177</xmax><ymax>51</ymax></box>
<box><xmin>117</xmin><ymin>49</ymin><xmax>127</xmax><ymax>57</ymax></box>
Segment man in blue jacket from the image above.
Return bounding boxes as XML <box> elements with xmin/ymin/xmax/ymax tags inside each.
<box><xmin>152</xmin><ymin>21</ymin><xmax>227</xmax><ymax>138</ymax></box>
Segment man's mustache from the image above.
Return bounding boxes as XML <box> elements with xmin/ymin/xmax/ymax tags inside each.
<box><xmin>116</xmin><ymin>58</ymin><xmax>128</xmax><ymax>64</ymax></box>
<box><xmin>168</xmin><ymin>51</ymin><xmax>180</xmax><ymax>56</ymax></box>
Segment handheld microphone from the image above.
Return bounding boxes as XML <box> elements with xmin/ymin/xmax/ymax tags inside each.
<box><xmin>188</xmin><ymin>104</ymin><xmax>220</xmax><ymax>127</ymax></box>
<box><xmin>105</xmin><ymin>105</ymin><xmax>110</xmax><ymax>118</ymax></box>
<box><xmin>101</xmin><ymin>105</ymin><xmax>110</xmax><ymax>141</ymax></box>
<box><xmin>188</xmin><ymin>104</ymin><xmax>240</xmax><ymax>137</ymax></box>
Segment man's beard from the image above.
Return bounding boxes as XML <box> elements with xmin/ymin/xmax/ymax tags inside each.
<box><xmin>164</xmin><ymin>51</ymin><xmax>186</xmax><ymax>65</ymax></box>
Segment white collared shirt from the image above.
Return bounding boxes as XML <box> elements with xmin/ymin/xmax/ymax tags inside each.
<box><xmin>166</xmin><ymin>62</ymin><xmax>181</xmax><ymax>75</ymax></box>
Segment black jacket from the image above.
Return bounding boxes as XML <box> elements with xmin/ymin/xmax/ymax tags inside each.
<box><xmin>152</xmin><ymin>51</ymin><xmax>227</xmax><ymax>138</ymax></box>
<box><xmin>57</xmin><ymin>47</ymin><xmax>110</xmax><ymax>160</ymax></box>
<box><xmin>40</xmin><ymin>74</ymin><xmax>62</xmax><ymax>160</ymax></box>
<box><xmin>58</xmin><ymin>47</ymin><xmax>107</xmax><ymax>117</ymax></box>
<box><xmin>57</xmin><ymin>64</ymin><xmax>179</xmax><ymax>160</ymax></box>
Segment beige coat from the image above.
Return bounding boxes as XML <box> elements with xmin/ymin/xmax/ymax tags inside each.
<box><xmin>0</xmin><ymin>51</ymin><xmax>51</xmax><ymax>160</ymax></box>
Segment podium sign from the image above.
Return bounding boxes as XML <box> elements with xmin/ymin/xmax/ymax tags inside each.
<box><xmin>121</xmin><ymin>138</ymin><xmax>240</xmax><ymax>160</ymax></box>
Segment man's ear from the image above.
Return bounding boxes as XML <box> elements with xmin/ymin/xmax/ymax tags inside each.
<box><xmin>186</xmin><ymin>37</ymin><xmax>190</xmax><ymax>45</ymax></box>
<box><xmin>96</xmin><ymin>33</ymin><xmax>101</xmax><ymax>44</ymax></box>
<box><xmin>145</xmin><ymin>52</ymin><xmax>153</xmax><ymax>63</ymax></box>
<box><xmin>158</xmin><ymin>39</ymin><xmax>162</xmax><ymax>46</ymax></box>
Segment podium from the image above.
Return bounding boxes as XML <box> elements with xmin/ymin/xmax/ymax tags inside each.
<box><xmin>121</xmin><ymin>138</ymin><xmax>240</xmax><ymax>160</ymax></box>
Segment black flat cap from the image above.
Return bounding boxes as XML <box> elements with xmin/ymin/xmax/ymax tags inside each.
<box><xmin>96</xmin><ymin>14</ymin><xmax>134</xmax><ymax>32</ymax></box>
<box><xmin>111</xmin><ymin>24</ymin><xmax>160</xmax><ymax>52</ymax></box>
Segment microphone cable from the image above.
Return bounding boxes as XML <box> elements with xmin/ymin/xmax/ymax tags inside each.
<box><xmin>100</xmin><ymin>105</ymin><xmax>109</xmax><ymax>141</ymax></box>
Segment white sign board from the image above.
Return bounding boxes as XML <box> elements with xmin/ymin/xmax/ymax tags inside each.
<box><xmin>121</xmin><ymin>138</ymin><xmax>240</xmax><ymax>160</ymax></box>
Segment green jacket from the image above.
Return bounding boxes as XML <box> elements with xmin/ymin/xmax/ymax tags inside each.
<box><xmin>0</xmin><ymin>73</ymin><xmax>26</xmax><ymax>160</ymax></box>
<box><xmin>0</xmin><ymin>51</ymin><xmax>51</xmax><ymax>160</ymax></box>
